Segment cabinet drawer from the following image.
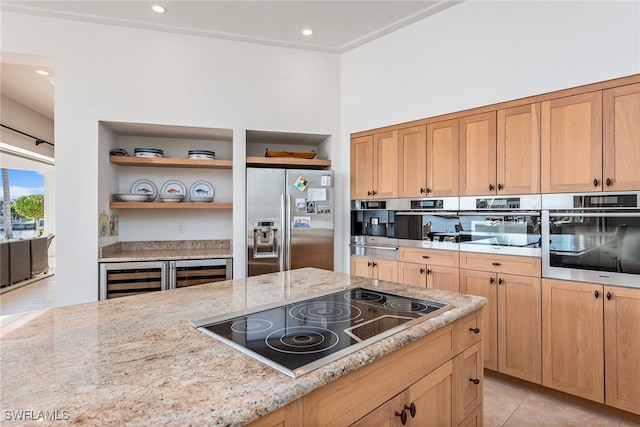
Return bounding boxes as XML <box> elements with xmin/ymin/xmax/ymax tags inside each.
<box><xmin>398</xmin><ymin>248</ymin><xmax>459</xmax><ymax>267</ymax></box>
<box><xmin>459</xmin><ymin>252</ymin><xmax>540</xmax><ymax>276</ymax></box>
<box><xmin>454</xmin><ymin>309</ymin><xmax>483</xmax><ymax>353</ymax></box>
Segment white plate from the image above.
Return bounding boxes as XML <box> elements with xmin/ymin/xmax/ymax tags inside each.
<box><xmin>189</xmin><ymin>196</ymin><xmax>214</xmax><ymax>203</ymax></box>
<box><xmin>158</xmin><ymin>195</ymin><xmax>184</xmax><ymax>203</ymax></box>
<box><xmin>161</xmin><ymin>179</ymin><xmax>187</xmax><ymax>196</ymax></box>
<box><xmin>189</xmin><ymin>180</ymin><xmax>215</xmax><ymax>200</ymax></box>
<box><xmin>130</xmin><ymin>179</ymin><xmax>158</xmax><ymax>200</ymax></box>
<box><xmin>115</xmin><ymin>193</ymin><xmax>151</xmax><ymax>202</ymax></box>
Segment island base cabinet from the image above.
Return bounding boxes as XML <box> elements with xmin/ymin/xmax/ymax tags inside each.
<box><xmin>456</xmin><ymin>342</ymin><xmax>483</xmax><ymax>422</ymax></box>
<box><xmin>459</xmin><ymin>404</ymin><xmax>483</xmax><ymax>427</ymax></box>
<box><xmin>351</xmin><ymin>361</ymin><xmax>454</xmax><ymax>427</ymax></box>
<box><xmin>248</xmin><ymin>399</ymin><xmax>302</xmax><ymax>427</ymax></box>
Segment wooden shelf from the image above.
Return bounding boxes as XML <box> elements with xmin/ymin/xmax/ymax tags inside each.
<box><xmin>110</xmin><ymin>202</ymin><xmax>232</xmax><ymax>209</ymax></box>
<box><xmin>110</xmin><ymin>156</ymin><xmax>232</xmax><ymax>169</ymax></box>
<box><xmin>246</xmin><ymin>156</ymin><xmax>331</xmax><ymax>169</ymax></box>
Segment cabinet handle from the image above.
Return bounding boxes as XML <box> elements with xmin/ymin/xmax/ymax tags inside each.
<box><xmin>426</xmin><ymin>187</ymin><xmax>432</xmax><ymax>194</ymax></box>
<box><xmin>419</xmin><ymin>268</ymin><xmax>425</xmax><ymax>274</ymax></box>
<box><xmin>469</xmin><ymin>327</ymin><xmax>480</xmax><ymax>334</ymax></box>
<box><xmin>489</xmin><ymin>184</ymin><xmax>495</xmax><ymax>191</ymax></box>
<box><xmin>420</xmin><ymin>187</ymin><xmax>426</xmax><ymax>194</ymax></box>
<box><xmin>492</xmin><ymin>262</ymin><xmax>501</xmax><ymax>266</ymax></box>
<box><xmin>469</xmin><ymin>378</ymin><xmax>480</xmax><ymax>385</ymax></box>
<box><xmin>606</xmin><ymin>178</ymin><xmax>612</xmax><ymax>187</ymax></box>
<box><xmin>404</xmin><ymin>403</ymin><xmax>416</xmax><ymax>418</ymax></box>
<box><xmin>593</xmin><ymin>178</ymin><xmax>599</xmax><ymax>187</ymax></box>
<box><xmin>367</xmin><ymin>261</ymin><xmax>372</xmax><ymax>267</ymax></box>
<box><xmin>395</xmin><ymin>410</ymin><xmax>408</xmax><ymax>425</ymax></box>
<box><xmin>372</xmin><ymin>262</ymin><xmax>377</xmax><ymax>268</ymax></box>
<box><xmin>372</xmin><ymin>190</ymin><xmax>378</xmax><ymax>196</ymax></box>
<box><xmin>607</xmin><ymin>292</ymin><xmax>612</xmax><ymax>300</ymax></box>
<box><xmin>422</xmin><ymin>255</ymin><xmax>430</xmax><ymax>259</ymax></box>
<box><xmin>427</xmin><ymin>269</ymin><xmax>432</xmax><ymax>275</ymax></box>
<box><xmin>367</xmin><ymin>191</ymin><xmax>372</xmax><ymax>196</ymax></box>
<box><xmin>498</xmin><ymin>278</ymin><xmax>504</xmax><ymax>285</ymax></box>
<box><xmin>594</xmin><ymin>290</ymin><xmax>599</xmax><ymax>299</ymax></box>
<box><xmin>489</xmin><ymin>277</ymin><xmax>495</xmax><ymax>284</ymax></box>
<box><xmin>498</xmin><ymin>183</ymin><xmax>503</xmax><ymax>191</ymax></box>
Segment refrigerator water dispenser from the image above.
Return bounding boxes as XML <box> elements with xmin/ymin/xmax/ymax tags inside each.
<box><xmin>253</xmin><ymin>220</ymin><xmax>278</xmax><ymax>258</ymax></box>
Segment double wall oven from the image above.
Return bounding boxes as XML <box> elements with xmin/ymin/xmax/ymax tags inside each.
<box><xmin>542</xmin><ymin>192</ymin><xmax>640</xmax><ymax>288</ymax></box>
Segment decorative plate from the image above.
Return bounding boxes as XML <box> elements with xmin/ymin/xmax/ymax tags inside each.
<box><xmin>130</xmin><ymin>179</ymin><xmax>158</xmax><ymax>200</ymax></box>
<box><xmin>160</xmin><ymin>179</ymin><xmax>187</xmax><ymax>196</ymax></box>
<box><xmin>189</xmin><ymin>180</ymin><xmax>215</xmax><ymax>200</ymax></box>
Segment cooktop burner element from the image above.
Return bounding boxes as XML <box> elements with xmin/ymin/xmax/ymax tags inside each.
<box><xmin>192</xmin><ymin>287</ymin><xmax>451</xmax><ymax>378</ymax></box>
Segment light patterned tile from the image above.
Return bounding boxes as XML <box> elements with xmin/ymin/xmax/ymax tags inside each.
<box><xmin>483</xmin><ymin>375</ymin><xmax>531</xmax><ymax>427</ymax></box>
<box><xmin>503</xmin><ymin>391</ymin><xmax>621</xmax><ymax>426</ymax></box>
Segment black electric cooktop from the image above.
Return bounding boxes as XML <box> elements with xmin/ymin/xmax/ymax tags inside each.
<box><xmin>191</xmin><ymin>287</ymin><xmax>451</xmax><ymax>378</ymax></box>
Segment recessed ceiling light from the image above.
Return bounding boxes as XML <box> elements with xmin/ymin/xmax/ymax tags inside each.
<box><xmin>302</xmin><ymin>28</ymin><xmax>314</xmax><ymax>36</ymax></box>
<box><xmin>35</xmin><ymin>70</ymin><xmax>50</xmax><ymax>76</ymax></box>
<box><xmin>151</xmin><ymin>4</ymin><xmax>167</xmax><ymax>13</ymax></box>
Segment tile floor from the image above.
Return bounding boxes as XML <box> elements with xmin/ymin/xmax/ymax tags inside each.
<box><xmin>1</xmin><ymin>274</ymin><xmax>639</xmax><ymax>426</ymax></box>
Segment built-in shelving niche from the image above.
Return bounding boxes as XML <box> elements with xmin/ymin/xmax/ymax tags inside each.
<box><xmin>245</xmin><ymin>129</ymin><xmax>331</xmax><ymax>169</ymax></box>
<box><xmin>98</xmin><ymin>121</ymin><xmax>233</xmax><ymax>243</ymax></box>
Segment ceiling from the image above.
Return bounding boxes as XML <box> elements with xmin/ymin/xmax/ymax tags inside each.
<box><xmin>1</xmin><ymin>0</ymin><xmax>461</xmax><ymax>124</ymax></box>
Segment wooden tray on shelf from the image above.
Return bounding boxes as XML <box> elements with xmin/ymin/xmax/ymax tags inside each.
<box><xmin>265</xmin><ymin>149</ymin><xmax>316</xmax><ymax>159</ymax></box>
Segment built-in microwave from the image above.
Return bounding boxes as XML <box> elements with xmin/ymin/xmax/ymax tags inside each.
<box><xmin>542</xmin><ymin>192</ymin><xmax>640</xmax><ymax>288</ymax></box>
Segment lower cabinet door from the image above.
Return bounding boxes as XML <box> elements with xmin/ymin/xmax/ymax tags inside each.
<box><xmin>375</xmin><ymin>258</ymin><xmax>398</xmax><ymax>282</ymax></box>
<box><xmin>351</xmin><ymin>361</ymin><xmax>454</xmax><ymax>427</ymax></box>
<box><xmin>398</xmin><ymin>261</ymin><xmax>427</xmax><ymax>287</ymax></box>
<box><xmin>351</xmin><ymin>256</ymin><xmax>373</xmax><ymax>278</ymax></box>
<box><xmin>604</xmin><ymin>286</ymin><xmax>640</xmax><ymax>415</ymax></box>
<box><xmin>455</xmin><ymin>342</ymin><xmax>483</xmax><ymax>423</ymax></box>
<box><xmin>427</xmin><ymin>265</ymin><xmax>460</xmax><ymax>293</ymax></box>
<box><xmin>542</xmin><ymin>279</ymin><xmax>604</xmax><ymax>403</ymax></box>
<box><xmin>460</xmin><ymin>269</ymin><xmax>498</xmax><ymax>371</ymax></box>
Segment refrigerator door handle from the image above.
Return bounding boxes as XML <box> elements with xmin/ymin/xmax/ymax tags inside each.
<box><xmin>286</xmin><ymin>193</ymin><xmax>292</xmax><ymax>271</ymax></box>
<box><xmin>280</xmin><ymin>194</ymin><xmax>286</xmax><ymax>272</ymax></box>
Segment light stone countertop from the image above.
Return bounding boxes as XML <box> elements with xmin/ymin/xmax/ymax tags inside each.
<box><xmin>0</xmin><ymin>268</ymin><xmax>486</xmax><ymax>426</ymax></box>
<box><xmin>99</xmin><ymin>240</ymin><xmax>232</xmax><ymax>262</ymax></box>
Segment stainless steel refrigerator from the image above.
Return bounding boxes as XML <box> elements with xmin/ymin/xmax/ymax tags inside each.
<box><xmin>247</xmin><ymin>168</ymin><xmax>334</xmax><ymax>276</ymax></box>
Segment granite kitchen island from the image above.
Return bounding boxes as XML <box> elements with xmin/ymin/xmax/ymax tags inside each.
<box><xmin>0</xmin><ymin>268</ymin><xmax>486</xmax><ymax>426</ymax></box>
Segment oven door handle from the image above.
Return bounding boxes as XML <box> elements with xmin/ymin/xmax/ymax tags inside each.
<box><xmin>457</xmin><ymin>211</ymin><xmax>540</xmax><ymax>216</ymax></box>
<box><xmin>548</xmin><ymin>211</ymin><xmax>640</xmax><ymax>218</ymax></box>
<box><xmin>394</xmin><ymin>211</ymin><xmax>458</xmax><ymax>216</ymax></box>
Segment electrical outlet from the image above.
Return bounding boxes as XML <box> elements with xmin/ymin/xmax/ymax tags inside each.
<box><xmin>177</xmin><ymin>223</ymin><xmax>185</xmax><ymax>233</ymax></box>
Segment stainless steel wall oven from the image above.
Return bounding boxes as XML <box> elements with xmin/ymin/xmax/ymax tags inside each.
<box><xmin>458</xmin><ymin>195</ymin><xmax>542</xmax><ymax>257</ymax></box>
<box><xmin>350</xmin><ymin>199</ymin><xmax>398</xmax><ymax>260</ymax></box>
<box><xmin>542</xmin><ymin>192</ymin><xmax>640</xmax><ymax>288</ymax></box>
<box><xmin>392</xmin><ymin>197</ymin><xmax>460</xmax><ymax>251</ymax></box>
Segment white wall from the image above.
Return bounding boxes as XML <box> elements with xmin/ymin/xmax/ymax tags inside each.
<box><xmin>339</xmin><ymin>0</ymin><xmax>640</xmax><ymax>269</ymax></box>
<box><xmin>1</xmin><ymin>11</ymin><xmax>342</xmax><ymax>306</ymax></box>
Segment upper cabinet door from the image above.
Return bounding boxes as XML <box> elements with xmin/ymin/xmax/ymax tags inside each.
<box><xmin>459</xmin><ymin>112</ymin><xmax>497</xmax><ymax>196</ymax></box>
<box><xmin>497</xmin><ymin>104</ymin><xmax>541</xmax><ymax>195</ymax></box>
<box><xmin>372</xmin><ymin>130</ymin><xmax>398</xmax><ymax>199</ymax></box>
<box><xmin>397</xmin><ymin>125</ymin><xmax>427</xmax><ymax>198</ymax></box>
<box><xmin>541</xmin><ymin>91</ymin><xmax>603</xmax><ymax>193</ymax></box>
<box><xmin>350</xmin><ymin>135</ymin><xmax>374</xmax><ymax>200</ymax></box>
<box><xmin>427</xmin><ymin>119</ymin><xmax>459</xmax><ymax>197</ymax></box>
<box><xmin>603</xmin><ymin>83</ymin><xmax>640</xmax><ymax>191</ymax></box>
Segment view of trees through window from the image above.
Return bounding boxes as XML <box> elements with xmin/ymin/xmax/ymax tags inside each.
<box><xmin>1</xmin><ymin>168</ymin><xmax>45</xmax><ymax>240</ymax></box>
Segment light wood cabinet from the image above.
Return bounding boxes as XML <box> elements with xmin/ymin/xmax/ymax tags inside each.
<box><xmin>350</xmin><ymin>256</ymin><xmax>397</xmax><ymax>282</ymax></box>
<box><xmin>352</xmin><ymin>361</ymin><xmax>455</xmax><ymax>427</ymax></box>
<box><xmin>604</xmin><ymin>285</ymin><xmax>640</xmax><ymax>415</ymax></box>
<box><xmin>350</xmin><ymin>131</ymin><xmax>398</xmax><ymax>200</ymax></box>
<box><xmin>459</xmin><ymin>112</ymin><xmax>497</xmax><ymax>196</ymax></box>
<box><xmin>460</xmin><ymin>254</ymin><xmax>542</xmax><ymax>383</ymax></box>
<box><xmin>603</xmin><ymin>82</ymin><xmax>640</xmax><ymax>191</ymax></box>
<box><xmin>427</xmin><ymin>119</ymin><xmax>460</xmax><ymax>196</ymax></box>
<box><xmin>455</xmin><ymin>342</ymin><xmax>483</xmax><ymax>423</ymax></box>
<box><xmin>541</xmin><ymin>91</ymin><xmax>603</xmax><ymax>193</ymax></box>
<box><xmin>398</xmin><ymin>248</ymin><xmax>460</xmax><ymax>292</ymax></box>
<box><xmin>542</xmin><ymin>278</ymin><xmax>604</xmax><ymax>403</ymax></box>
<box><xmin>496</xmin><ymin>103</ymin><xmax>541</xmax><ymax>194</ymax></box>
<box><xmin>398</xmin><ymin>125</ymin><xmax>428</xmax><ymax>197</ymax></box>
<box><xmin>542</xmin><ymin>280</ymin><xmax>640</xmax><ymax>414</ymax></box>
